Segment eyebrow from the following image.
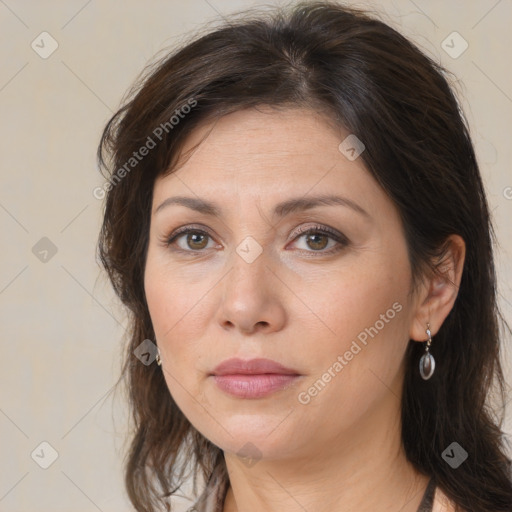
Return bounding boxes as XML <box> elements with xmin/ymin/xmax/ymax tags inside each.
<box><xmin>154</xmin><ymin>194</ymin><xmax>370</xmax><ymax>219</ymax></box>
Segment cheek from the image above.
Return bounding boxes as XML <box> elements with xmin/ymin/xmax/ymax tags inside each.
<box><xmin>305</xmin><ymin>251</ymin><xmax>409</xmax><ymax>340</ymax></box>
<box><xmin>144</xmin><ymin>258</ymin><xmax>215</xmax><ymax>395</ymax></box>
<box><xmin>145</xmin><ymin>280</ymin><xmax>203</xmax><ymax>358</ymax></box>
<box><xmin>298</xmin><ymin>254</ymin><xmax>412</xmax><ymax>417</ymax></box>
<box><xmin>144</xmin><ymin>249</ymin><xmax>208</xmax><ymax>340</ymax></box>
<box><xmin>145</xmin><ymin>275</ymin><xmax>208</xmax><ymax>413</ymax></box>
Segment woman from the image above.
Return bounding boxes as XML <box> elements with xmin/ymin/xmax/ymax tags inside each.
<box><xmin>97</xmin><ymin>2</ymin><xmax>512</xmax><ymax>511</ymax></box>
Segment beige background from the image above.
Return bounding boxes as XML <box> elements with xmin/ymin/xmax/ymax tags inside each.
<box><xmin>0</xmin><ymin>1</ymin><xmax>511</xmax><ymax>511</ymax></box>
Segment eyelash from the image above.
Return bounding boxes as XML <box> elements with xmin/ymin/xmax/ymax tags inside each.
<box><xmin>163</xmin><ymin>223</ymin><xmax>349</xmax><ymax>256</ymax></box>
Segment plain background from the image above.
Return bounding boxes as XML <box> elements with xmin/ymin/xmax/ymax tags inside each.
<box><xmin>1</xmin><ymin>1</ymin><xmax>511</xmax><ymax>510</ymax></box>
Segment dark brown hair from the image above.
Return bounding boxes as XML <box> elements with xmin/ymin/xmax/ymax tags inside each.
<box><xmin>97</xmin><ymin>2</ymin><xmax>512</xmax><ymax>510</ymax></box>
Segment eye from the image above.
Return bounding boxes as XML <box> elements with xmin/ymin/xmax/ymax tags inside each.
<box><xmin>289</xmin><ymin>224</ymin><xmax>349</xmax><ymax>255</ymax></box>
<box><xmin>165</xmin><ymin>227</ymin><xmax>217</xmax><ymax>252</ymax></box>
<box><xmin>163</xmin><ymin>224</ymin><xmax>349</xmax><ymax>255</ymax></box>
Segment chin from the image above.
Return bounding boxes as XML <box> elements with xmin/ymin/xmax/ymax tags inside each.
<box><xmin>199</xmin><ymin>413</ymin><xmax>305</xmax><ymax>458</ymax></box>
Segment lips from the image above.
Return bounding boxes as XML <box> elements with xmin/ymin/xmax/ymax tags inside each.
<box><xmin>210</xmin><ymin>358</ymin><xmax>302</xmax><ymax>399</ymax></box>
<box><xmin>211</xmin><ymin>357</ymin><xmax>299</xmax><ymax>376</ymax></box>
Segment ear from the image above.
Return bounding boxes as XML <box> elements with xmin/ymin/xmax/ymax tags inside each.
<box><xmin>409</xmin><ymin>234</ymin><xmax>466</xmax><ymax>342</ymax></box>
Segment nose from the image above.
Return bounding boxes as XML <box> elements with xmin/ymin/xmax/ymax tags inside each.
<box><xmin>216</xmin><ymin>248</ymin><xmax>287</xmax><ymax>335</ymax></box>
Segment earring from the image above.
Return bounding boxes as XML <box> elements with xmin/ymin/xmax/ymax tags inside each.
<box><xmin>419</xmin><ymin>323</ymin><xmax>435</xmax><ymax>380</ymax></box>
<box><xmin>156</xmin><ymin>348</ymin><xmax>162</xmax><ymax>366</ymax></box>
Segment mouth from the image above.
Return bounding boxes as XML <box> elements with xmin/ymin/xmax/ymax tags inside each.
<box><xmin>210</xmin><ymin>358</ymin><xmax>302</xmax><ymax>399</ymax></box>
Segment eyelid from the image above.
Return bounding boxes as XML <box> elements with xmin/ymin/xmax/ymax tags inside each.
<box><xmin>166</xmin><ymin>223</ymin><xmax>213</xmax><ymax>240</ymax></box>
<box><xmin>289</xmin><ymin>223</ymin><xmax>348</xmax><ymax>243</ymax></box>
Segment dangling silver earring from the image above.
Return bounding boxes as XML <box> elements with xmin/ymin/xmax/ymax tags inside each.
<box><xmin>419</xmin><ymin>323</ymin><xmax>435</xmax><ymax>380</ymax></box>
<box><xmin>156</xmin><ymin>348</ymin><xmax>162</xmax><ymax>366</ymax></box>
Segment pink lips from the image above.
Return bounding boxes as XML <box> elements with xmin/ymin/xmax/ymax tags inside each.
<box><xmin>210</xmin><ymin>358</ymin><xmax>301</xmax><ymax>399</ymax></box>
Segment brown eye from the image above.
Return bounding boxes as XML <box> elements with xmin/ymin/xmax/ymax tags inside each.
<box><xmin>290</xmin><ymin>225</ymin><xmax>349</xmax><ymax>255</ymax></box>
<box><xmin>166</xmin><ymin>228</ymin><xmax>215</xmax><ymax>252</ymax></box>
<box><xmin>305</xmin><ymin>232</ymin><xmax>329</xmax><ymax>251</ymax></box>
<box><xmin>185</xmin><ymin>232</ymin><xmax>209</xmax><ymax>250</ymax></box>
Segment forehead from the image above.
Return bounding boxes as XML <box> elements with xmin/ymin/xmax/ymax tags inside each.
<box><xmin>153</xmin><ymin>107</ymin><xmax>387</xmax><ymax>218</ymax></box>
<box><xmin>171</xmin><ymin>107</ymin><xmax>342</xmax><ymax>170</ymax></box>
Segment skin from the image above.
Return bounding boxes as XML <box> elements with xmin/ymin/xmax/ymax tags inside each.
<box><xmin>144</xmin><ymin>107</ymin><xmax>465</xmax><ymax>512</ymax></box>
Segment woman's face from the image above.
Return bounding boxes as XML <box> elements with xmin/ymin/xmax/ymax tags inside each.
<box><xmin>144</xmin><ymin>107</ymin><xmax>422</xmax><ymax>462</ymax></box>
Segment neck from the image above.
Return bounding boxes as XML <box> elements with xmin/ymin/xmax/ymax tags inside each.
<box><xmin>222</xmin><ymin>385</ymin><xmax>430</xmax><ymax>512</ymax></box>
